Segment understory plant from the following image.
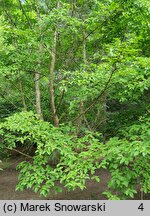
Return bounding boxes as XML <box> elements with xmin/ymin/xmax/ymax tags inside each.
<box><xmin>102</xmin><ymin>113</ymin><xmax>150</xmax><ymax>199</ymax></box>
<box><xmin>0</xmin><ymin>111</ymin><xmax>102</xmax><ymax>196</ymax></box>
<box><xmin>0</xmin><ymin>111</ymin><xmax>149</xmax><ymax>199</ymax></box>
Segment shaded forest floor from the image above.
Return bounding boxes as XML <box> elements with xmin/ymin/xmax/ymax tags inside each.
<box><xmin>0</xmin><ymin>158</ymin><xmax>149</xmax><ymax>200</ymax></box>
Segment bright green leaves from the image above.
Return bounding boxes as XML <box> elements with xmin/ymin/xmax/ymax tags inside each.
<box><xmin>0</xmin><ymin>111</ymin><xmax>104</xmax><ymax>197</ymax></box>
<box><xmin>60</xmin><ymin>63</ymin><xmax>111</xmax><ymax>117</ymax></box>
<box><xmin>0</xmin><ymin>111</ymin><xmax>150</xmax><ymax>199</ymax></box>
<box><xmin>102</xmin><ymin>191</ymin><xmax>120</xmax><ymax>200</ymax></box>
<box><xmin>102</xmin><ymin>114</ymin><xmax>150</xmax><ymax>199</ymax></box>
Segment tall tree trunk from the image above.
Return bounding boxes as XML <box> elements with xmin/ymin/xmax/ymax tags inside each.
<box><xmin>35</xmin><ymin>57</ymin><xmax>43</xmax><ymax>120</ymax></box>
<box><xmin>35</xmin><ymin>7</ymin><xmax>43</xmax><ymax>120</ymax></box>
<box><xmin>49</xmin><ymin>2</ymin><xmax>60</xmax><ymax>127</ymax></box>
<box><xmin>77</xmin><ymin>30</ymin><xmax>87</xmax><ymax>133</ymax></box>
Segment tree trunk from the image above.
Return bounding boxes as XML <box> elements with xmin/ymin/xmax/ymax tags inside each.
<box><xmin>77</xmin><ymin>30</ymin><xmax>87</xmax><ymax>133</ymax></box>
<box><xmin>35</xmin><ymin>7</ymin><xmax>43</xmax><ymax>120</ymax></box>
<box><xmin>49</xmin><ymin>2</ymin><xmax>60</xmax><ymax>127</ymax></box>
<box><xmin>35</xmin><ymin>67</ymin><xmax>43</xmax><ymax>120</ymax></box>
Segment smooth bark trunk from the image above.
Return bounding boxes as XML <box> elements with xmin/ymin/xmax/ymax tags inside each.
<box><xmin>49</xmin><ymin>2</ymin><xmax>60</xmax><ymax>127</ymax></box>
<box><xmin>77</xmin><ymin>30</ymin><xmax>87</xmax><ymax>133</ymax></box>
<box><xmin>35</xmin><ymin>8</ymin><xmax>43</xmax><ymax>120</ymax></box>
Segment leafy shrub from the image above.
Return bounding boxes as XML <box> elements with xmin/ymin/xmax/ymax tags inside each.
<box><xmin>0</xmin><ymin>111</ymin><xmax>149</xmax><ymax>199</ymax></box>
<box><xmin>102</xmin><ymin>114</ymin><xmax>150</xmax><ymax>199</ymax></box>
<box><xmin>0</xmin><ymin>111</ymin><xmax>102</xmax><ymax>196</ymax></box>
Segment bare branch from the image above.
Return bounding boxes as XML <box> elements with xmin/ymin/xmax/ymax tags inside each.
<box><xmin>5</xmin><ymin>147</ymin><xmax>33</xmax><ymax>159</ymax></box>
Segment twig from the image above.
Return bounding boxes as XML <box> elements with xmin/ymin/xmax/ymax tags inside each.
<box><xmin>5</xmin><ymin>147</ymin><xmax>33</xmax><ymax>159</ymax></box>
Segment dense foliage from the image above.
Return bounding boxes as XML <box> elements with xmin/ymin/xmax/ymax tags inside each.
<box><xmin>0</xmin><ymin>0</ymin><xmax>149</xmax><ymax>199</ymax></box>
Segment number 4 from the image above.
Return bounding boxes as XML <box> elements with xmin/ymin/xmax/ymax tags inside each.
<box><xmin>138</xmin><ymin>203</ymin><xmax>144</xmax><ymax>211</ymax></box>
